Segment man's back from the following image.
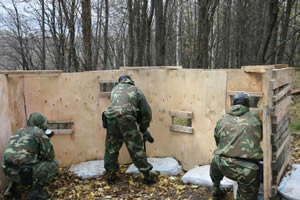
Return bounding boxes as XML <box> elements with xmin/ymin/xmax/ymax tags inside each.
<box><xmin>4</xmin><ymin>126</ymin><xmax>44</xmax><ymax>166</ymax></box>
<box><xmin>214</xmin><ymin>104</ymin><xmax>263</xmax><ymax>161</ymax></box>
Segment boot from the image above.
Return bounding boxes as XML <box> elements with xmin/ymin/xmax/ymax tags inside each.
<box><xmin>27</xmin><ymin>184</ymin><xmax>49</xmax><ymax>200</ymax></box>
<box><xmin>107</xmin><ymin>173</ymin><xmax>120</xmax><ymax>185</ymax></box>
<box><xmin>212</xmin><ymin>188</ymin><xmax>227</xmax><ymax>200</ymax></box>
<box><xmin>3</xmin><ymin>181</ymin><xmax>17</xmax><ymax>199</ymax></box>
<box><xmin>142</xmin><ymin>172</ymin><xmax>157</xmax><ymax>185</ymax></box>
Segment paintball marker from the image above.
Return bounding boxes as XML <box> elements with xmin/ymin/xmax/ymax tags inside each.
<box><xmin>136</xmin><ymin>110</ymin><xmax>154</xmax><ymax>143</ymax></box>
<box><xmin>142</xmin><ymin>130</ymin><xmax>154</xmax><ymax>143</ymax></box>
<box><xmin>45</xmin><ymin>129</ymin><xmax>54</xmax><ymax>138</ymax></box>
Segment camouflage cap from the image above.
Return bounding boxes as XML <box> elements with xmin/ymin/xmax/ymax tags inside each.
<box><xmin>27</xmin><ymin>112</ymin><xmax>48</xmax><ymax>131</ymax></box>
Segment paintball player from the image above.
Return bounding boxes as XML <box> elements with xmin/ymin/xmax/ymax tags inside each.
<box><xmin>210</xmin><ymin>92</ymin><xmax>263</xmax><ymax>200</ymax></box>
<box><xmin>2</xmin><ymin>112</ymin><xmax>59</xmax><ymax>200</ymax></box>
<box><xmin>103</xmin><ymin>74</ymin><xmax>156</xmax><ymax>185</ymax></box>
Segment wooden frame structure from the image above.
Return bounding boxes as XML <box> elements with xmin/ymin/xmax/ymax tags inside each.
<box><xmin>238</xmin><ymin>64</ymin><xmax>293</xmax><ymax>199</ymax></box>
<box><xmin>0</xmin><ymin>65</ymin><xmax>293</xmax><ymax>198</ymax></box>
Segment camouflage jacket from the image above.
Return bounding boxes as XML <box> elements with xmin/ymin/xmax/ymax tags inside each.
<box><xmin>104</xmin><ymin>78</ymin><xmax>152</xmax><ymax>130</ymax></box>
<box><xmin>213</xmin><ymin>105</ymin><xmax>263</xmax><ymax>161</ymax></box>
<box><xmin>3</xmin><ymin>126</ymin><xmax>55</xmax><ymax>167</ymax></box>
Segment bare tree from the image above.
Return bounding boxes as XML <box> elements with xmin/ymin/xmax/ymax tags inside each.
<box><xmin>82</xmin><ymin>0</ymin><xmax>93</xmax><ymax>70</ymax></box>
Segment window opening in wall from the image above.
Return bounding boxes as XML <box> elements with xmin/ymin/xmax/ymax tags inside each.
<box><xmin>100</xmin><ymin>80</ymin><xmax>118</xmax><ymax>97</ymax></box>
<box><xmin>48</xmin><ymin>120</ymin><xmax>73</xmax><ymax>134</ymax></box>
<box><xmin>169</xmin><ymin>110</ymin><xmax>193</xmax><ymax>134</ymax></box>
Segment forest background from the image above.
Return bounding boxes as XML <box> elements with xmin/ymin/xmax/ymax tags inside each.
<box><xmin>0</xmin><ymin>0</ymin><xmax>299</xmax><ymax>72</ymax></box>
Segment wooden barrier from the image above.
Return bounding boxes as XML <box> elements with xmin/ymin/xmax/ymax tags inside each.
<box><xmin>240</xmin><ymin>65</ymin><xmax>293</xmax><ymax>199</ymax></box>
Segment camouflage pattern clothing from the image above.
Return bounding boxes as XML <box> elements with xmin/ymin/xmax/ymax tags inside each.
<box><xmin>2</xmin><ymin>113</ymin><xmax>59</xmax><ymax>186</ymax></box>
<box><xmin>104</xmin><ymin>78</ymin><xmax>152</xmax><ymax>178</ymax></box>
<box><xmin>210</xmin><ymin>105</ymin><xmax>263</xmax><ymax>200</ymax></box>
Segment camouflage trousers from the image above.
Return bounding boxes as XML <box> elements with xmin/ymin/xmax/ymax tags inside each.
<box><xmin>210</xmin><ymin>155</ymin><xmax>259</xmax><ymax>200</ymax></box>
<box><xmin>3</xmin><ymin>160</ymin><xmax>59</xmax><ymax>186</ymax></box>
<box><xmin>104</xmin><ymin>115</ymin><xmax>152</xmax><ymax>178</ymax></box>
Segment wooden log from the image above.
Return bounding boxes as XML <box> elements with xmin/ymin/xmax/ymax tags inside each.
<box><xmin>169</xmin><ymin>125</ymin><xmax>193</xmax><ymax>134</ymax></box>
<box><xmin>272</xmin><ymin>84</ymin><xmax>291</xmax><ymax>103</ymax></box>
<box><xmin>272</xmin><ymin>68</ymin><xmax>294</xmax><ymax>89</ymax></box>
<box><xmin>271</xmin><ymin>96</ymin><xmax>291</xmax><ymax>124</ymax></box>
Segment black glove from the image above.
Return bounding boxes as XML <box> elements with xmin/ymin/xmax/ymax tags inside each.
<box><xmin>143</xmin><ymin>130</ymin><xmax>154</xmax><ymax>143</ymax></box>
<box><xmin>102</xmin><ymin>112</ymin><xmax>108</xmax><ymax>128</ymax></box>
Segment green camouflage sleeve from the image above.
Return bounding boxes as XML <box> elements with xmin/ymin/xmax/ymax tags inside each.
<box><xmin>137</xmin><ymin>88</ymin><xmax>152</xmax><ymax>130</ymax></box>
<box><xmin>36</xmin><ymin>131</ymin><xmax>55</xmax><ymax>161</ymax></box>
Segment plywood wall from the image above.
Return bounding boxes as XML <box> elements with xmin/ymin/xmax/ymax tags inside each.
<box><xmin>0</xmin><ymin>75</ymin><xmax>13</xmax><ymax>192</ymax></box>
<box><xmin>1</xmin><ymin>68</ymin><xmax>264</xmax><ymax>171</ymax></box>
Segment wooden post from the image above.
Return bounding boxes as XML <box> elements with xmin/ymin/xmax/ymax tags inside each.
<box><xmin>262</xmin><ymin>70</ymin><xmax>273</xmax><ymax>200</ymax></box>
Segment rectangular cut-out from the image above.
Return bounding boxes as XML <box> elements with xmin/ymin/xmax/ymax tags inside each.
<box><xmin>48</xmin><ymin>120</ymin><xmax>74</xmax><ymax>134</ymax></box>
<box><xmin>169</xmin><ymin>110</ymin><xmax>193</xmax><ymax>134</ymax></box>
<box><xmin>100</xmin><ymin>80</ymin><xmax>118</xmax><ymax>97</ymax></box>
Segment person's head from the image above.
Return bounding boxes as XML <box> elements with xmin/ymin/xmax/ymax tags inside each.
<box><xmin>27</xmin><ymin>112</ymin><xmax>48</xmax><ymax>131</ymax></box>
<box><xmin>232</xmin><ymin>92</ymin><xmax>249</xmax><ymax>107</ymax></box>
<box><xmin>118</xmin><ymin>74</ymin><xmax>132</xmax><ymax>82</ymax></box>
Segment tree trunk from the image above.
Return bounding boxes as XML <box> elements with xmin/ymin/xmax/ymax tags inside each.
<box><xmin>154</xmin><ymin>0</ymin><xmax>165</xmax><ymax>66</ymax></box>
<box><xmin>127</xmin><ymin>0</ymin><xmax>134</xmax><ymax>66</ymax></box>
<box><xmin>82</xmin><ymin>0</ymin><xmax>93</xmax><ymax>71</ymax></box>
<box><xmin>277</xmin><ymin>0</ymin><xmax>296</xmax><ymax>63</ymax></box>
<box><xmin>103</xmin><ymin>0</ymin><xmax>109</xmax><ymax>68</ymax></box>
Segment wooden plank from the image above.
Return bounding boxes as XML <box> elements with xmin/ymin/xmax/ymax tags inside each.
<box><xmin>274</xmin><ymin>64</ymin><xmax>288</xmax><ymax>69</ymax></box>
<box><xmin>99</xmin><ymin>80</ymin><xmax>118</xmax><ymax>84</ymax></box>
<box><xmin>169</xmin><ymin>125</ymin><xmax>193</xmax><ymax>134</ymax></box>
<box><xmin>227</xmin><ymin>90</ymin><xmax>263</xmax><ymax>97</ymax></box>
<box><xmin>52</xmin><ymin>129</ymin><xmax>74</xmax><ymax>134</ymax></box>
<box><xmin>169</xmin><ymin>110</ymin><xmax>193</xmax><ymax>119</ymax></box>
<box><xmin>272</xmin><ymin>68</ymin><xmax>294</xmax><ymax>89</ymax></box>
<box><xmin>272</xmin><ymin>113</ymin><xmax>289</xmax><ymax>132</ymax></box>
<box><xmin>242</xmin><ymin>65</ymin><xmax>275</xmax><ymax>73</ymax></box>
<box><xmin>100</xmin><ymin>92</ymin><xmax>111</xmax><ymax>97</ymax></box>
<box><xmin>249</xmin><ymin>108</ymin><xmax>263</xmax><ymax>115</ymax></box>
<box><xmin>271</xmin><ymin>96</ymin><xmax>291</xmax><ymax>124</ymax></box>
<box><xmin>272</xmin><ymin>84</ymin><xmax>291</xmax><ymax>103</ymax></box>
<box><xmin>271</xmin><ymin>117</ymin><xmax>290</xmax><ymax>143</ymax></box>
<box><xmin>272</xmin><ymin>143</ymin><xmax>289</xmax><ymax>175</ymax></box>
<box><xmin>120</xmin><ymin>66</ymin><xmax>183</xmax><ymax>70</ymax></box>
<box><xmin>276</xmin><ymin>152</ymin><xmax>291</xmax><ymax>185</ymax></box>
<box><xmin>262</xmin><ymin>70</ymin><xmax>273</xmax><ymax>200</ymax></box>
<box><xmin>48</xmin><ymin>120</ymin><xmax>74</xmax><ymax>124</ymax></box>
<box><xmin>0</xmin><ymin>70</ymin><xmax>63</xmax><ymax>74</ymax></box>
<box><xmin>3</xmin><ymin>70</ymin><xmax>63</xmax><ymax>77</ymax></box>
<box><xmin>273</xmin><ymin>135</ymin><xmax>291</xmax><ymax>160</ymax></box>
<box><xmin>272</xmin><ymin>128</ymin><xmax>290</xmax><ymax>152</ymax></box>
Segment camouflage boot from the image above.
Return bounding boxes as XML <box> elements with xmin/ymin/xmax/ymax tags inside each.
<box><xmin>142</xmin><ymin>172</ymin><xmax>157</xmax><ymax>185</ymax></box>
<box><xmin>27</xmin><ymin>184</ymin><xmax>49</xmax><ymax>200</ymax></box>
